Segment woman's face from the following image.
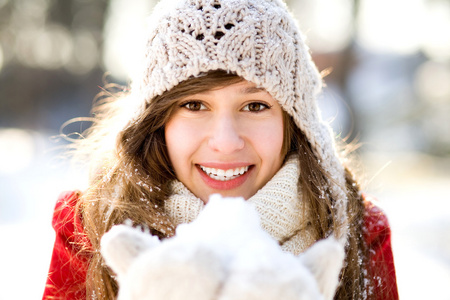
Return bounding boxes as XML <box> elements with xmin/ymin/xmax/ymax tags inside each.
<box><xmin>165</xmin><ymin>80</ymin><xmax>284</xmax><ymax>203</ymax></box>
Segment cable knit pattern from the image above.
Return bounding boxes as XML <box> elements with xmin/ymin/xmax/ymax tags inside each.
<box><xmin>164</xmin><ymin>181</ymin><xmax>205</xmax><ymax>225</ymax></box>
<box><xmin>164</xmin><ymin>156</ymin><xmax>316</xmax><ymax>254</ymax></box>
<box><xmin>127</xmin><ymin>0</ymin><xmax>348</xmax><ymax>245</ymax></box>
<box><xmin>247</xmin><ymin>156</ymin><xmax>304</xmax><ymax>242</ymax></box>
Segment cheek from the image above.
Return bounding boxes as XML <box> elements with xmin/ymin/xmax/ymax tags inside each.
<box><xmin>248</xmin><ymin>118</ymin><xmax>284</xmax><ymax>162</ymax></box>
<box><xmin>165</xmin><ymin>116</ymin><xmax>209</xmax><ymax>179</ymax></box>
<box><xmin>165</xmin><ymin>119</ymin><xmax>193</xmax><ymax>174</ymax></box>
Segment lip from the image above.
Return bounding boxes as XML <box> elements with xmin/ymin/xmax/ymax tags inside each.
<box><xmin>197</xmin><ymin>162</ymin><xmax>252</xmax><ymax>169</ymax></box>
<box><xmin>196</xmin><ymin>164</ymin><xmax>253</xmax><ymax>190</ymax></box>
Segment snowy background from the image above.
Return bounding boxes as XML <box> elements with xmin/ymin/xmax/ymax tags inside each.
<box><xmin>1</xmin><ymin>0</ymin><xmax>450</xmax><ymax>299</ymax></box>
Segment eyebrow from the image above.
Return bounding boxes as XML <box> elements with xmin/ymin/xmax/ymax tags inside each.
<box><xmin>239</xmin><ymin>86</ymin><xmax>267</xmax><ymax>94</ymax></box>
<box><xmin>190</xmin><ymin>85</ymin><xmax>268</xmax><ymax>97</ymax></box>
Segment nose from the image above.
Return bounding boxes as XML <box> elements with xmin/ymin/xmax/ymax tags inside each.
<box><xmin>208</xmin><ymin>114</ymin><xmax>244</xmax><ymax>154</ymax></box>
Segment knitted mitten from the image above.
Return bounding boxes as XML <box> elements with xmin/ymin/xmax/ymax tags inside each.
<box><xmin>101</xmin><ymin>195</ymin><xmax>344</xmax><ymax>300</ymax></box>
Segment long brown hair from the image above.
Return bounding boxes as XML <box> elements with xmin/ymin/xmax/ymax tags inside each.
<box><xmin>74</xmin><ymin>70</ymin><xmax>373</xmax><ymax>299</ymax></box>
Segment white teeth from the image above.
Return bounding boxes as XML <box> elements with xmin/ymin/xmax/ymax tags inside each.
<box><xmin>199</xmin><ymin>165</ymin><xmax>249</xmax><ymax>181</ymax></box>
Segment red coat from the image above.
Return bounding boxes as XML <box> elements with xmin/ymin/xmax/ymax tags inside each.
<box><xmin>43</xmin><ymin>191</ymin><xmax>399</xmax><ymax>300</ymax></box>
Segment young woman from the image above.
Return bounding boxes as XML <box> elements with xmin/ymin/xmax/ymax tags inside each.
<box><xmin>43</xmin><ymin>0</ymin><xmax>398</xmax><ymax>299</ymax></box>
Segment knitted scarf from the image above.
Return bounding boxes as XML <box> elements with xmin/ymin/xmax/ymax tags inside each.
<box><xmin>163</xmin><ymin>156</ymin><xmax>317</xmax><ymax>255</ymax></box>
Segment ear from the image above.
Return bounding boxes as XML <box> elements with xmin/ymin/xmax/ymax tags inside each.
<box><xmin>100</xmin><ymin>224</ymin><xmax>161</xmax><ymax>278</ymax></box>
<box><xmin>299</xmin><ymin>236</ymin><xmax>345</xmax><ymax>300</ymax></box>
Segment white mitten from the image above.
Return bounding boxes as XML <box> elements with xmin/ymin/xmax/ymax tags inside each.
<box><xmin>101</xmin><ymin>224</ymin><xmax>225</xmax><ymax>300</ymax></box>
<box><xmin>101</xmin><ymin>194</ymin><xmax>344</xmax><ymax>300</ymax></box>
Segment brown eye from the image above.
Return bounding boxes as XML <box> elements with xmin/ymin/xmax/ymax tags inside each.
<box><xmin>181</xmin><ymin>101</ymin><xmax>205</xmax><ymax>111</ymax></box>
<box><xmin>244</xmin><ymin>102</ymin><xmax>270</xmax><ymax>112</ymax></box>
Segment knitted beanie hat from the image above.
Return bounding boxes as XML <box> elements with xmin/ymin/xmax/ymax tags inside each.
<box><xmin>128</xmin><ymin>0</ymin><xmax>348</xmax><ymax>242</ymax></box>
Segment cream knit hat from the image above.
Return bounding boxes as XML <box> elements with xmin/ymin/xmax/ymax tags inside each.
<box><xmin>129</xmin><ymin>0</ymin><xmax>348</xmax><ymax>242</ymax></box>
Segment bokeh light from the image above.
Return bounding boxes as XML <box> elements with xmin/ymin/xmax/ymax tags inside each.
<box><xmin>0</xmin><ymin>128</ymin><xmax>35</xmax><ymax>174</ymax></box>
<box><xmin>12</xmin><ymin>0</ymin><xmax>49</xmax><ymax>27</ymax></box>
<box><xmin>65</xmin><ymin>30</ymin><xmax>99</xmax><ymax>75</ymax></box>
<box><xmin>415</xmin><ymin>61</ymin><xmax>450</xmax><ymax>102</ymax></box>
<box><xmin>422</xmin><ymin>1</ymin><xmax>450</xmax><ymax>61</ymax></box>
<box><xmin>291</xmin><ymin>0</ymin><xmax>353</xmax><ymax>53</ymax></box>
<box><xmin>15</xmin><ymin>25</ymin><xmax>73</xmax><ymax>69</ymax></box>
<box><xmin>103</xmin><ymin>0</ymin><xmax>155</xmax><ymax>81</ymax></box>
<box><xmin>357</xmin><ymin>0</ymin><xmax>424</xmax><ymax>54</ymax></box>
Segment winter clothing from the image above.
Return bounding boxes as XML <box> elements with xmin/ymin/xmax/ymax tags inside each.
<box><xmin>100</xmin><ymin>196</ymin><xmax>345</xmax><ymax>300</ymax></box>
<box><xmin>165</xmin><ymin>156</ymin><xmax>316</xmax><ymax>254</ymax></box>
<box><xmin>42</xmin><ymin>191</ymin><xmax>89</xmax><ymax>300</ymax></box>
<box><xmin>122</xmin><ymin>0</ymin><xmax>349</xmax><ymax>244</ymax></box>
<box><xmin>43</xmin><ymin>0</ymin><xmax>400</xmax><ymax>298</ymax></box>
<box><xmin>43</xmin><ymin>191</ymin><xmax>398</xmax><ymax>300</ymax></box>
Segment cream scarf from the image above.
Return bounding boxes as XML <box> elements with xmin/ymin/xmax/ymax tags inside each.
<box><xmin>163</xmin><ymin>156</ymin><xmax>317</xmax><ymax>255</ymax></box>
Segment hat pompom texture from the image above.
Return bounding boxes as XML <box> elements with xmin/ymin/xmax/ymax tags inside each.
<box><xmin>129</xmin><ymin>0</ymin><xmax>348</xmax><ymax>243</ymax></box>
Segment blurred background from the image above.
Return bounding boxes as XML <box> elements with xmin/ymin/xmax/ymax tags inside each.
<box><xmin>0</xmin><ymin>0</ymin><xmax>449</xmax><ymax>298</ymax></box>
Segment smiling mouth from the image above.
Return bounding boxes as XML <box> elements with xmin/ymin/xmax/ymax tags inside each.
<box><xmin>199</xmin><ymin>165</ymin><xmax>250</xmax><ymax>181</ymax></box>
